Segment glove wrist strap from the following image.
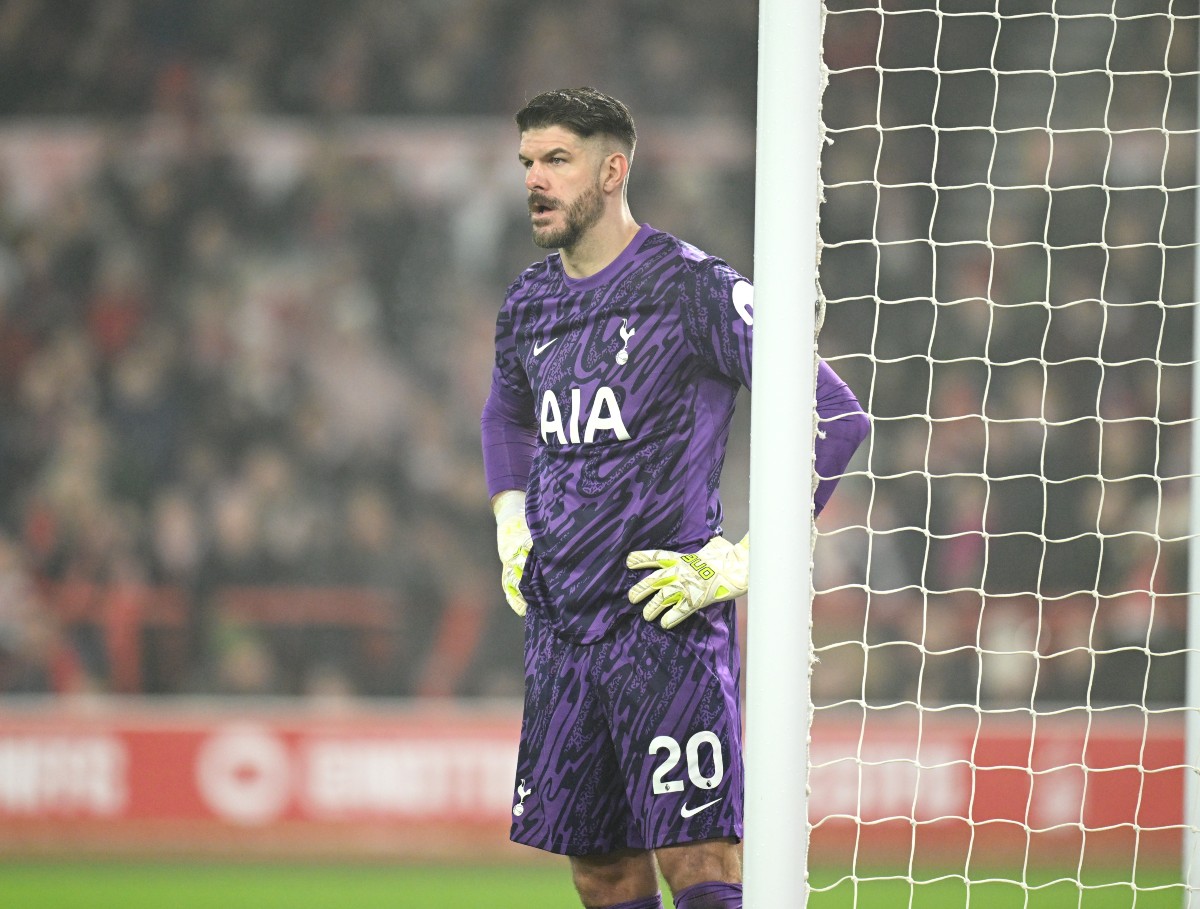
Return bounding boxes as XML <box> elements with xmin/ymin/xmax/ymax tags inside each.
<box><xmin>492</xmin><ymin>490</ymin><xmax>526</xmax><ymax>525</ymax></box>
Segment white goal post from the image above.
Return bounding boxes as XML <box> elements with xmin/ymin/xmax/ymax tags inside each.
<box><xmin>744</xmin><ymin>0</ymin><xmax>821</xmax><ymax>904</ymax></box>
<box><xmin>748</xmin><ymin>2</ymin><xmax>1200</xmax><ymax>906</ymax></box>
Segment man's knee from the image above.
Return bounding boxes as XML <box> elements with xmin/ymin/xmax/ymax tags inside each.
<box><xmin>655</xmin><ymin>837</ymin><xmax>742</xmax><ymax>891</ymax></box>
<box><xmin>570</xmin><ymin>848</ymin><xmax>660</xmax><ymax>907</ymax></box>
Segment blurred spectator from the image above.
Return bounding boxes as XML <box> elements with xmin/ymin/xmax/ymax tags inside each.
<box><xmin>0</xmin><ymin>531</ymin><xmax>84</xmax><ymax>692</ymax></box>
<box><xmin>0</xmin><ymin>1</ymin><xmax>1187</xmax><ymax>711</ymax></box>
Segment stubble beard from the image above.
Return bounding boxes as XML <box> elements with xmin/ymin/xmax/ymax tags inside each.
<box><xmin>531</xmin><ymin>180</ymin><xmax>605</xmax><ymax>251</ymax></box>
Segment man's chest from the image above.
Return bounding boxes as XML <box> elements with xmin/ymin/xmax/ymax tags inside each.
<box><xmin>516</xmin><ymin>294</ymin><xmax>691</xmax><ymax>447</ymax></box>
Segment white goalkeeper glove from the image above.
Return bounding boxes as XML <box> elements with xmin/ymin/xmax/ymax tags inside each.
<box><xmin>493</xmin><ymin>491</ymin><xmax>532</xmax><ymax>617</ymax></box>
<box><xmin>626</xmin><ymin>533</ymin><xmax>749</xmax><ymax>629</ymax></box>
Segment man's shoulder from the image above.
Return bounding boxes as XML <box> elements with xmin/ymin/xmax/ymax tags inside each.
<box><xmin>505</xmin><ymin>253</ymin><xmax>560</xmax><ymax>301</ymax></box>
<box><xmin>644</xmin><ymin>228</ymin><xmax>732</xmax><ymax>276</ymax></box>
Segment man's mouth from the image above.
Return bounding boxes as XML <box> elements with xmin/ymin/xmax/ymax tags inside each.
<box><xmin>529</xmin><ymin>197</ymin><xmax>556</xmax><ymax>217</ymax></box>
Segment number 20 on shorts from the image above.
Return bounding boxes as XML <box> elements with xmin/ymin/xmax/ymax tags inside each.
<box><xmin>649</xmin><ymin>731</ymin><xmax>725</xmax><ymax>793</ymax></box>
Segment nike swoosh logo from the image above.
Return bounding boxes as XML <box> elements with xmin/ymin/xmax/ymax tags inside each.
<box><xmin>680</xmin><ymin>796</ymin><xmax>723</xmax><ymax>819</ymax></box>
<box><xmin>533</xmin><ymin>338</ymin><xmax>558</xmax><ymax>356</ymax></box>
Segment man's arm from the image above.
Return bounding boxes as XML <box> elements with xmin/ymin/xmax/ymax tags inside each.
<box><xmin>814</xmin><ymin>358</ymin><xmax>870</xmax><ymax>516</ymax></box>
<box><xmin>481</xmin><ymin>365</ymin><xmax>537</xmax><ymax>617</ymax></box>
<box><xmin>481</xmin><ymin>385</ymin><xmax>536</xmax><ymax>498</ymax></box>
<box><xmin>628</xmin><ymin>359</ymin><xmax>869</xmax><ymax>629</ymax></box>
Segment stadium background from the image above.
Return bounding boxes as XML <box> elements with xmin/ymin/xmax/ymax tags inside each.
<box><xmin>0</xmin><ymin>0</ymin><xmax>759</xmax><ymax>703</ymax></box>
<box><xmin>0</xmin><ymin>0</ymin><xmax>1194</xmax><ymax>905</ymax></box>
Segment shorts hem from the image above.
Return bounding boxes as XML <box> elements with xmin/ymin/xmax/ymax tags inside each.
<box><xmin>510</xmin><ymin>827</ymin><xmax>742</xmax><ymax>856</ymax></box>
<box><xmin>644</xmin><ymin>826</ymin><xmax>743</xmax><ymax>851</ymax></box>
<box><xmin>510</xmin><ymin>831</ymin><xmax>644</xmax><ymax>857</ymax></box>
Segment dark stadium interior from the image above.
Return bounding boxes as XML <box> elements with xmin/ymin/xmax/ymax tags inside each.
<box><xmin>0</xmin><ymin>0</ymin><xmax>1192</xmax><ymax>711</ymax></box>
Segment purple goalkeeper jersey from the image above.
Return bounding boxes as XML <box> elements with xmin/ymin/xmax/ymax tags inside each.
<box><xmin>482</xmin><ymin>224</ymin><xmax>868</xmax><ymax>643</ymax></box>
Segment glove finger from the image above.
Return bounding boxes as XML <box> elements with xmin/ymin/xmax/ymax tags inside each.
<box><xmin>502</xmin><ymin>539</ymin><xmax>532</xmax><ymax>565</ymax></box>
<box><xmin>506</xmin><ymin>589</ymin><xmax>527</xmax><ymax>617</ymax></box>
<box><xmin>659</xmin><ymin>601</ymin><xmax>693</xmax><ymax>629</ymax></box>
<box><xmin>641</xmin><ymin>588</ymin><xmax>682</xmax><ymax>622</ymax></box>
<box><xmin>626</xmin><ymin>549</ymin><xmax>677</xmax><ymax>571</ymax></box>
<box><xmin>503</xmin><ymin>576</ymin><xmax>527</xmax><ymax>617</ymax></box>
<box><xmin>628</xmin><ymin>569</ymin><xmax>675</xmax><ymax>604</ymax></box>
<box><xmin>501</xmin><ymin>565</ymin><xmax>528</xmax><ymax>617</ymax></box>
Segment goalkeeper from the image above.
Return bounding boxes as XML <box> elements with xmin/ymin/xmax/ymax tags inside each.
<box><xmin>481</xmin><ymin>87</ymin><xmax>869</xmax><ymax>909</ymax></box>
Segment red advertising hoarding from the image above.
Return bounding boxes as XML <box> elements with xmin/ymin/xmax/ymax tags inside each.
<box><xmin>0</xmin><ymin>703</ymin><xmax>1183</xmax><ymax>862</ymax></box>
<box><xmin>0</xmin><ymin>703</ymin><xmax>522</xmax><ymax>859</ymax></box>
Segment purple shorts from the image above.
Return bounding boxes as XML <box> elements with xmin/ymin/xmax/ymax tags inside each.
<box><xmin>509</xmin><ymin>601</ymin><xmax>744</xmax><ymax>856</ymax></box>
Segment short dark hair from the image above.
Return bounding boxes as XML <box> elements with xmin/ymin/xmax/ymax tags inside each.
<box><xmin>515</xmin><ymin>87</ymin><xmax>637</xmax><ymax>156</ymax></box>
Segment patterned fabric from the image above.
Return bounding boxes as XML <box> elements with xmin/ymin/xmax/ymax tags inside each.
<box><xmin>599</xmin><ymin>896</ymin><xmax>664</xmax><ymax>909</ymax></box>
<box><xmin>481</xmin><ymin>223</ymin><xmax>868</xmax><ymax>643</ymax></box>
<box><xmin>672</xmin><ymin>880</ymin><xmax>744</xmax><ymax>908</ymax></box>
<box><xmin>483</xmin><ymin>224</ymin><xmax>868</xmax><ymax>860</ymax></box>
<box><xmin>510</xmin><ymin>602</ymin><xmax>743</xmax><ymax>855</ymax></box>
<box><xmin>600</xmin><ymin>896</ymin><xmax>665</xmax><ymax>909</ymax></box>
<box><xmin>484</xmin><ymin>224</ymin><xmax>749</xmax><ymax>643</ymax></box>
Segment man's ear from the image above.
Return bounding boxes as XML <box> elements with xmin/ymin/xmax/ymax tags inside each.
<box><xmin>602</xmin><ymin>151</ymin><xmax>630</xmax><ymax>194</ymax></box>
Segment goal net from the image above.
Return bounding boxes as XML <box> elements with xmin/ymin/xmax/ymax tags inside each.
<box><xmin>809</xmin><ymin>1</ymin><xmax>1199</xmax><ymax>903</ymax></box>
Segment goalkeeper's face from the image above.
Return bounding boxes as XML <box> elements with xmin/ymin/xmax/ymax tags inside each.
<box><xmin>519</xmin><ymin>126</ymin><xmax>608</xmax><ymax>252</ymax></box>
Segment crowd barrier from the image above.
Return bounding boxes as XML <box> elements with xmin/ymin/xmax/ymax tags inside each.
<box><xmin>0</xmin><ymin>701</ymin><xmax>1182</xmax><ymax>864</ymax></box>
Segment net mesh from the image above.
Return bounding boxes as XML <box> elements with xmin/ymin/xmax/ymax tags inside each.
<box><xmin>812</xmin><ymin>1</ymin><xmax>1199</xmax><ymax>902</ymax></box>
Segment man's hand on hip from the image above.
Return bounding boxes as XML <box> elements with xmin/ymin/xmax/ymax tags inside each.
<box><xmin>627</xmin><ymin>534</ymin><xmax>749</xmax><ymax>629</ymax></box>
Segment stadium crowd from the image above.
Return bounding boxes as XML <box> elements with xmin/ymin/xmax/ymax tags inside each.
<box><xmin>0</xmin><ymin>0</ymin><xmax>758</xmax><ymax>700</ymax></box>
<box><xmin>812</xmin><ymin>6</ymin><xmax>1194</xmax><ymax>710</ymax></box>
<box><xmin>0</xmin><ymin>1</ymin><xmax>1190</xmax><ymax>709</ymax></box>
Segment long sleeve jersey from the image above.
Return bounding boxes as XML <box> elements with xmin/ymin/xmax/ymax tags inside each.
<box><xmin>481</xmin><ymin>224</ymin><xmax>869</xmax><ymax>643</ymax></box>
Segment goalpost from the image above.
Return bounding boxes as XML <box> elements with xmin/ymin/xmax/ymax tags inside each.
<box><xmin>744</xmin><ymin>0</ymin><xmax>821</xmax><ymax>904</ymax></box>
<box><xmin>749</xmin><ymin>1</ymin><xmax>1200</xmax><ymax>905</ymax></box>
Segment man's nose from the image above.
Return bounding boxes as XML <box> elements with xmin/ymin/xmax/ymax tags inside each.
<box><xmin>525</xmin><ymin>163</ymin><xmax>546</xmax><ymax>190</ymax></box>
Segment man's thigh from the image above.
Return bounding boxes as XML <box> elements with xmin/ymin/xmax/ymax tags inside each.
<box><xmin>601</xmin><ymin>606</ymin><xmax>744</xmax><ymax>850</ymax></box>
<box><xmin>510</xmin><ymin>604</ymin><xmax>744</xmax><ymax>855</ymax></box>
<box><xmin>510</xmin><ymin>607</ymin><xmax>641</xmax><ymax>854</ymax></box>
